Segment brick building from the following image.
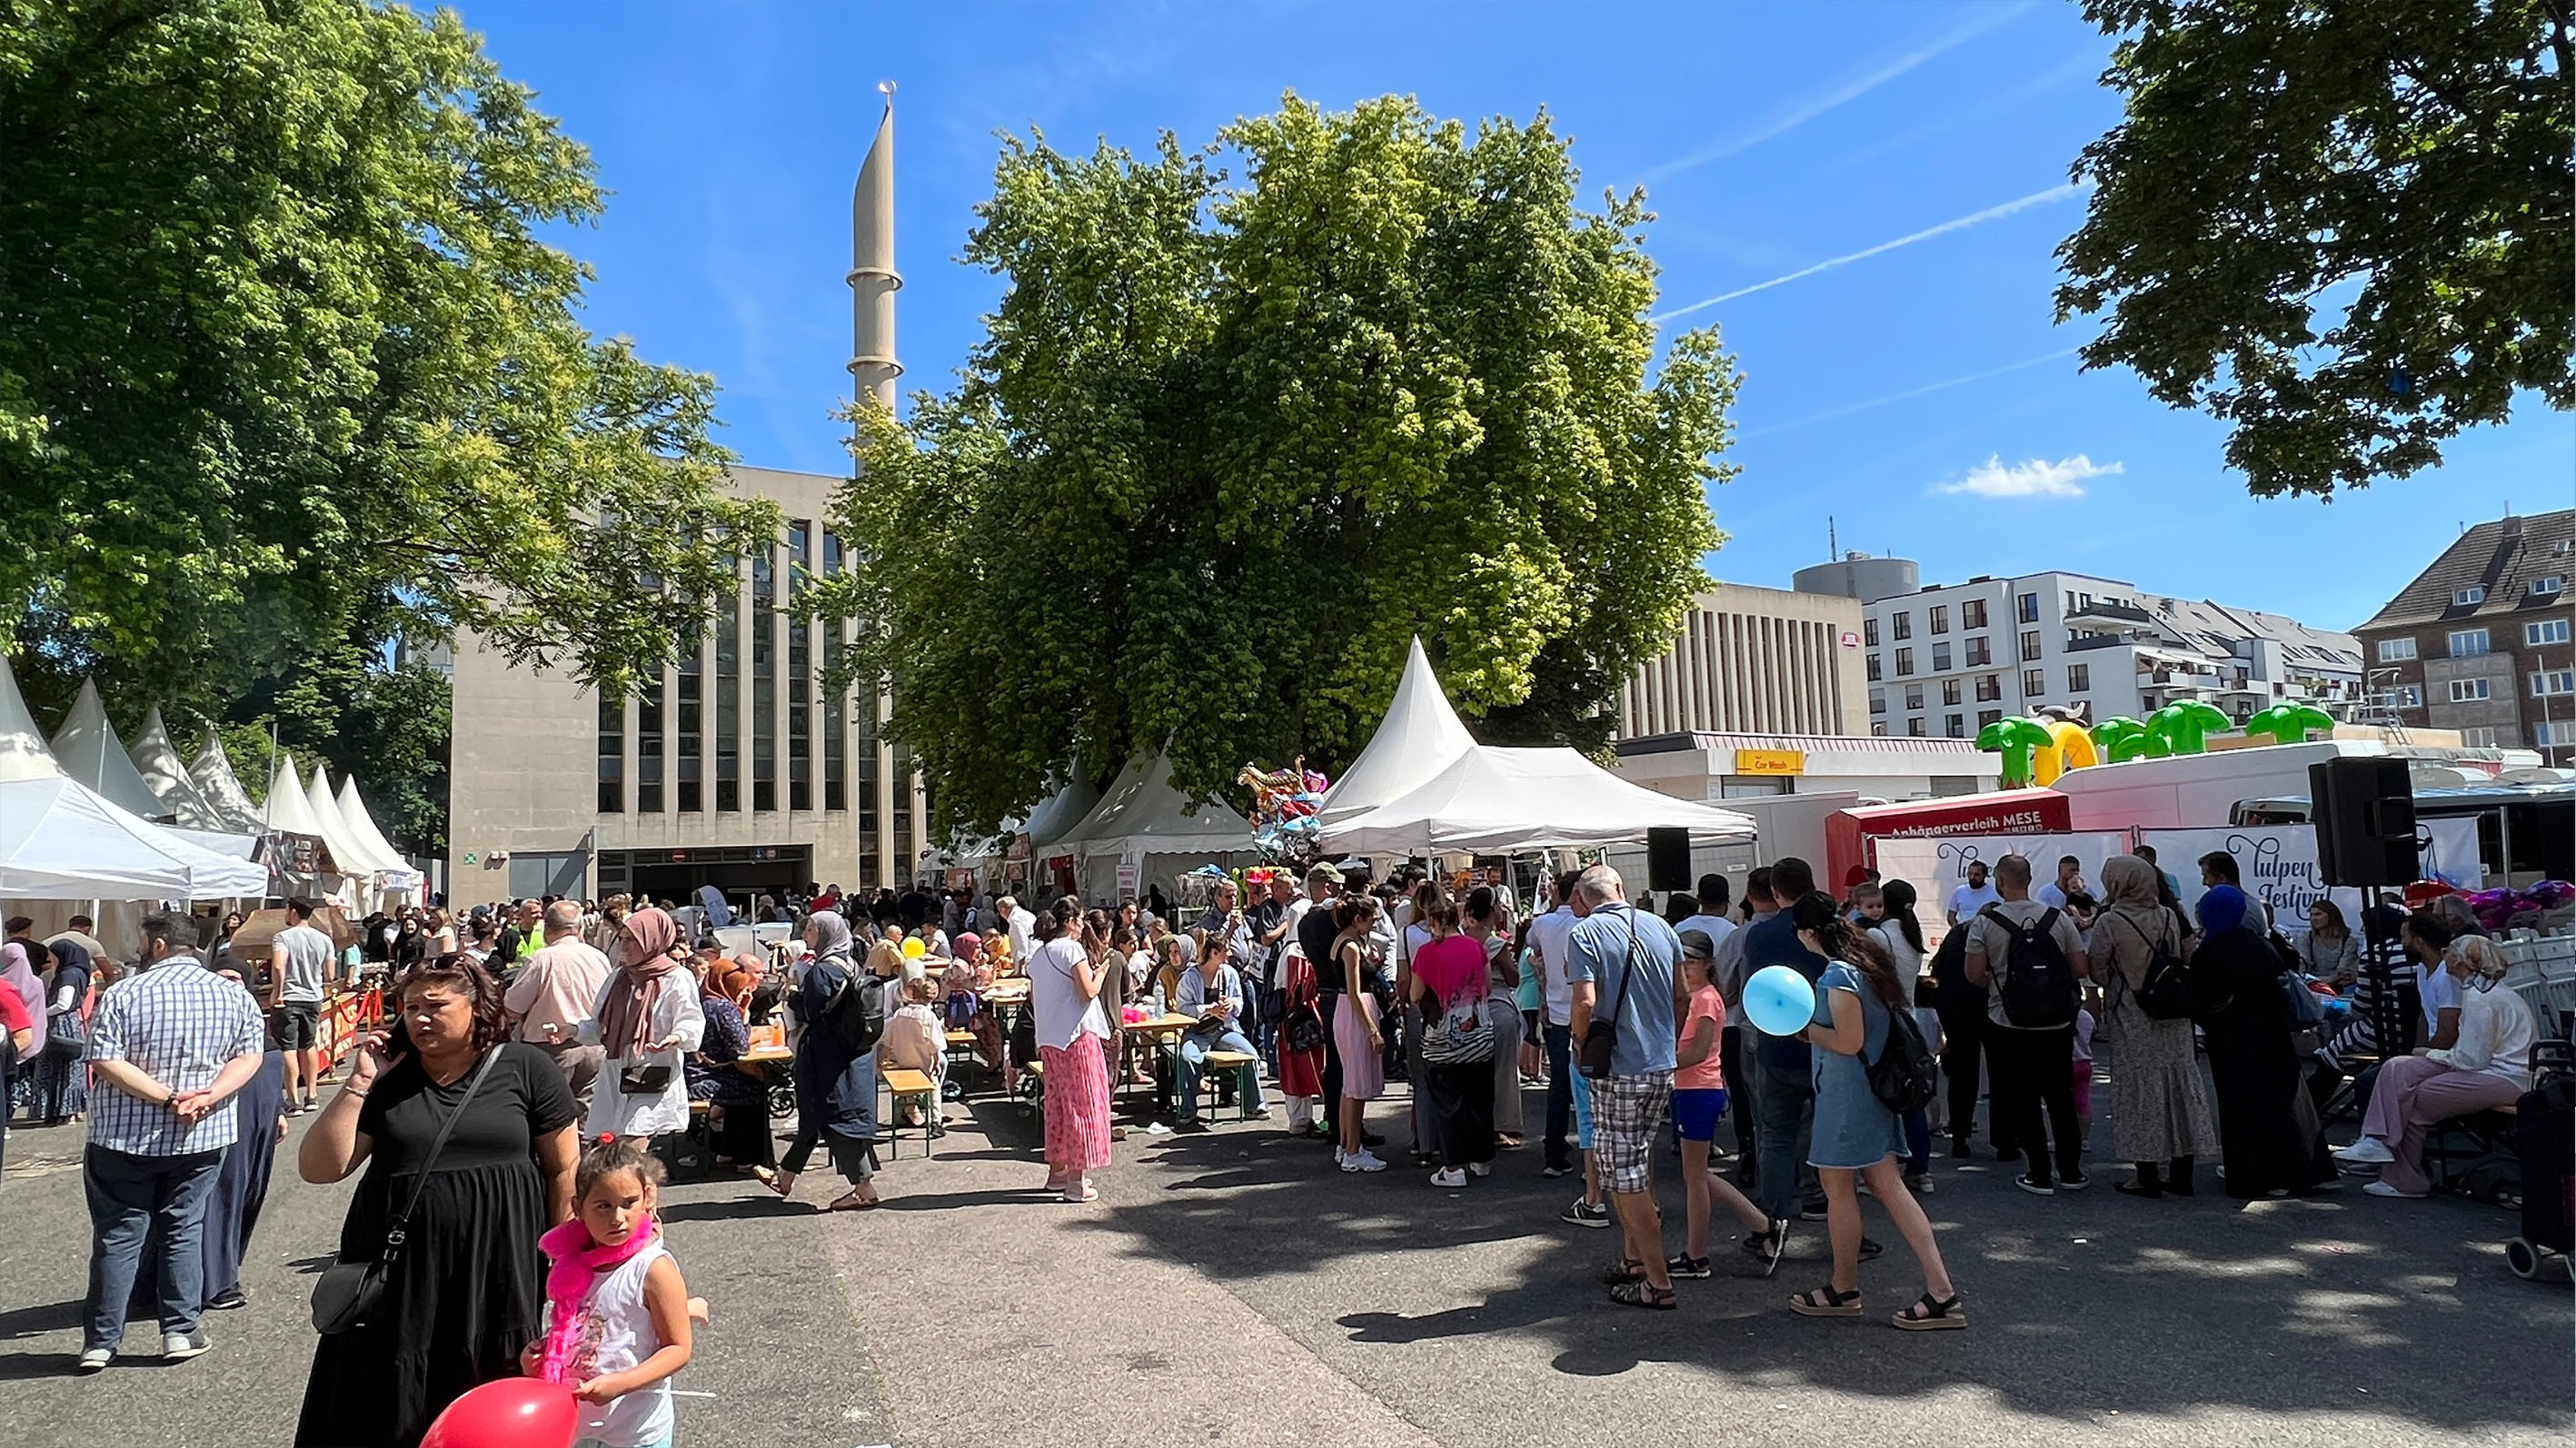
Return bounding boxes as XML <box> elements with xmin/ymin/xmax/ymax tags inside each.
<box><xmin>2352</xmin><ymin>509</ymin><xmax>2575</xmax><ymax>763</ymax></box>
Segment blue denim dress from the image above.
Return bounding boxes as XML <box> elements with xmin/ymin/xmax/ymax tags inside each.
<box><xmin>1806</xmin><ymin>961</ymin><xmax>1905</xmax><ymax>1170</ymax></box>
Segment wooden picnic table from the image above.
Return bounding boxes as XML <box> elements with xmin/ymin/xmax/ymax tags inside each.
<box><xmin>739</xmin><ymin>1046</ymin><xmax>794</xmax><ymax>1065</ymax></box>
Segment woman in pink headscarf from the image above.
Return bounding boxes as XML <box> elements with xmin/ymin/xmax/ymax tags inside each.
<box><xmin>583</xmin><ymin>907</ymin><xmax>704</xmax><ymax>1144</ymax></box>
<box><xmin>1408</xmin><ymin>892</ymin><xmax>1499</xmax><ymax>1188</ymax></box>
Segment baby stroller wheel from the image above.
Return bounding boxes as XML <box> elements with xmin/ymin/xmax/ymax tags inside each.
<box><xmin>2506</xmin><ymin>1236</ymin><xmax>2541</xmax><ymax>1280</ymax></box>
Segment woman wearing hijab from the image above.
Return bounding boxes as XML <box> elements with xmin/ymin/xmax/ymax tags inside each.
<box><xmin>688</xmin><ymin>955</ymin><xmax>775</xmax><ymax>1173</ymax></box>
<box><xmin>2188</xmin><ymin>886</ymin><xmax>2333</xmax><ymax>1198</ymax></box>
<box><xmin>2093</xmin><ymin>857</ymin><xmax>2218</xmax><ymax>1198</ymax></box>
<box><xmin>2337</xmin><ymin>935</ymin><xmax>2539</xmax><ymax>1197</ymax></box>
<box><xmin>33</xmin><ymin>937</ymin><xmax>92</xmax><ymax>1126</ymax></box>
<box><xmin>762</xmin><ymin>909</ymin><xmax>883</xmax><ymax>1209</ymax></box>
<box><xmin>583</xmin><ymin>907</ymin><xmax>705</xmax><ymax>1144</ymax></box>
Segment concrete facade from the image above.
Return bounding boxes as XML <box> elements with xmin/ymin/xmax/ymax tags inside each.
<box><xmin>1615</xmin><ymin>582</ymin><xmax>1869</xmax><ymax>739</ymax></box>
<box><xmin>447</xmin><ymin>463</ymin><xmax>929</xmax><ymax>906</ymax></box>
<box><xmin>2352</xmin><ymin>509</ymin><xmax>2575</xmax><ymax>763</ymax></box>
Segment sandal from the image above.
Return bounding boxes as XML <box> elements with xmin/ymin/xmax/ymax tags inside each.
<box><xmin>1606</xmin><ymin>1279</ymin><xmax>1676</xmax><ymax>1311</ymax></box>
<box><xmin>751</xmin><ymin>1167</ymin><xmax>794</xmax><ymax>1198</ymax></box>
<box><xmin>1600</xmin><ymin>1257</ymin><xmax>1648</xmax><ymax>1285</ymax></box>
<box><xmin>1893</xmin><ymin>1291</ymin><xmax>1966</xmax><ymax>1331</ymax></box>
<box><xmin>825</xmin><ymin>1189</ymin><xmax>879</xmax><ymax>1212</ymax></box>
<box><xmin>1061</xmin><ymin>1184</ymin><xmax>1099</xmax><ymax>1204</ymax></box>
<box><xmin>1788</xmin><ymin>1284</ymin><xmax>1864</xmax><ymax>1317</ymax></box>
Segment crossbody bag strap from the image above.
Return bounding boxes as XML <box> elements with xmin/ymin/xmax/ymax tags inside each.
<box><xmin>383</xmin><ymin>1046</ymin><xmax>502</xmax><ymax>1255</ymax></box>
<box><xmin>1601</xmin><ymin>908</ymin><xmax>1641</xmax><ymax>1029</ymax></box>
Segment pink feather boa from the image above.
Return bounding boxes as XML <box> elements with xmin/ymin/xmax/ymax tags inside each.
<box><xmin>535</xmin><ymin>1215</ymin><xmax>660</xmax><ymax>1384</ymax></box>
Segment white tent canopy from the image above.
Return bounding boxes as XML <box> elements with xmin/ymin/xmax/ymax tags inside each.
<box><xmin>337</xmin><ymin>778</ymin><xmax>415</xmax><ymax>874</ymax></box>
<box><xmin>262</xmin><ymin>751</ymin><xmax>333</xmax><ymax>842</ymax></box>
<box><xmin>49</xmin><ymin>680</ymin><xmax>170</xmax><ymax>820</ymax></box>
<box><xmin>189</xmin><ymin>729</ymin><xmax>267</xmax><ymax>834</ymax></box>
<box><xmin>1019</xmin><ymin>768</ymin><xmax>1103</xmax><ymax>854</ymax></box>
<box><xmin>128</xmin><ymin>705</ymin><xmax>228</xmax><ymax>829</ymax></box>
<box><xmin>0</xmin><ymin>656</ymin><xmax>268</xmax><ymax>899</ymax></box>
<box><xmin>1057</xmin><ymin>752</ymin><xmax>1257</xmax><ymax>862</ymax></box>
<box><xmin>307</xmin><ymin>763</ymin><xmax>398</xmax><ymax>874</ymax></box>
<box><xmin>1318</xmin><ymin>637</ymin><xmax>1477</xmax><ymax>825</ymax></box>
<box><xmin>1319</xmin><ymin>745</ymin><xmax>1758</xmax><ymax>856</ymax></box>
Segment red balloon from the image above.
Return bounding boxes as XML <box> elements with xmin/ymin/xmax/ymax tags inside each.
<box><xmin>420</xmin><ymin>1377</ymin><xmax>579</xmax><ymax>1448</ymax></box>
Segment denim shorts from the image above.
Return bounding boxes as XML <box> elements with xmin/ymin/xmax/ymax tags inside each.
<box><xmin>1671</xmin><ymin>1086</ymin><xmax>1730</xmax><ymax>1143</ymax></box>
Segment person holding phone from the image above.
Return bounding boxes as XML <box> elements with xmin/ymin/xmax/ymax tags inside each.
<box><xmin>295</xmin><ymin>955</ymin><xmax>579</xmax><ymax>1447</ymax></box>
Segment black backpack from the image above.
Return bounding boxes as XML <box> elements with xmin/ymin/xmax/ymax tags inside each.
<box><xmin>1929</xmin><ymin>923</ymin><xmax>1976</xmax><ymax>1012</ymax></box>
<box><xmin>2105</xmin><ymin>907</ymin><xmax>2194</xmax><ymax>1021</ymax></box>
<box><xmin>1867</xmin><ymin>1000</ymin><xmax>1940</xmax><ymax>1114</ymax></box>
<box><xmin>816</xmin><ymin>957</ymin><xmax>889</xmax><ymax>1056</ymax></box>
<box><xmin>1980</xmin><ymin>903</ymin><xmax>2077</xmax><ymax>1028</ymax></box>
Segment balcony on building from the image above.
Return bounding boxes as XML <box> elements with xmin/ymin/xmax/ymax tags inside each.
<box><xmin>2066</xmin><ymin>596</ymin><xmax>2157</xmax><ymax>626</ymax></box>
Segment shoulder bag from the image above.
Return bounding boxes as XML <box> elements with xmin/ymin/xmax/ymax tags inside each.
<box><xmin>311</xmin><ymin>1046</ymin><xmax>501</xmax><ymax>1334</ymax></box>
<box><xmin>1576</xmin><ymin>911</ymin><xmax>1640</xmax><ymax>1081</ymax></box>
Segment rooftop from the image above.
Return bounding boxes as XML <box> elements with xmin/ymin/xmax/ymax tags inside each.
<box><xmin>2355</xmin><ymin>509</ymin><xmax>2576</xmax><ymax>633</ymax></box>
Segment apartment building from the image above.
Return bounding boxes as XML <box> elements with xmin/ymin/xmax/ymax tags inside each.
<box><xmin>1831</xmin><ymin>570</ymin><xmax>2361</xmax><ymax>740</ymax></box>
<box><xmin>2352</xmin><ymin>508</ymin><xmax>2575</xmax><ymax>762</ymax></box>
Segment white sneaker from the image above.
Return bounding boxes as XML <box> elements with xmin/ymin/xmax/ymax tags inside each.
<box><xmin>1429</xmin><ymin>1166</ymin><xmax>1468</xmax><ymax>1187</ymax></box>
<box><xmin>1341</xmin><ymin>1149</ymin><xmax>1388</xmax><ymax>1174</ymax></box>
<box><xmin>75</xmin><ymin>1347</ymin><xmax>111</xmax><ymax>1374</ymax></box>
<box><xmin>161</xmin><ymin>1329</ymin><xmax>208</xmax><ymax>1362</ymax></box>
<box><xmin>2362</xmin><ymin>1179</ymin><xmax>2423</xmax><ymax>1198</ymax></box>
<box><xmin>1466</xmin><ymin>1160</ymin><xmax>1491</xmax><ymax>1177</ymax></box>
<box><xmin>2335</xmin><ymin>1136</ymin><xmax>2396</xmax><ymax>1165</ymax></box>
<box><xmin>1333</xmin><ymin>1147</ymin><xmax>1348</xmax><ymax>1166</ymax></box>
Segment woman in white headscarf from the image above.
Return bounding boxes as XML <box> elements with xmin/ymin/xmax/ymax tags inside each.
<box><xmin>763</xmin><ymin>909</ymin><xmax>883</xmax><ymax>1209</ymax></box>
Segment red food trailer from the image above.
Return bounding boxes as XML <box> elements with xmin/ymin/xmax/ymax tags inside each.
<box><xmin>1824</xmin><ymin>789</ymin><xmax>2073</xmax><ymax>889</ymax></box>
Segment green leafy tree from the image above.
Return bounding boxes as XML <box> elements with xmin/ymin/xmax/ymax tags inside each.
<box><xmin>0</xmin><ymin>0</ymin><xmax>776</xmax><ymax>744</ymax></box>
<box><xmin>2056</xmin><ymin>0</ymin><xmax>2572</xmax><ymax>497</ymax></box>
<box><xmin>814</xmin><ymin>94</ymin><xmax>1737</xmax><ymax>832</ymax></box>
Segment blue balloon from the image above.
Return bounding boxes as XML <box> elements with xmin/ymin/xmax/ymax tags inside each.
<box><xmin>1741</xmin><ymin>965</ymin><xmax>1818</xmax><ymax>1038</ymax></box>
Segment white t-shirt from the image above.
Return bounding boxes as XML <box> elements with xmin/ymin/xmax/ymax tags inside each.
<box><xmin>1031</xmin><ymin>936</ymin><xmax>1109</xmax><ymax>1049</ymax></box>
<box><xmin>1004</xmin><ymin>907</ymin><xmax>1037</xmax><ymax>966</ymax></box>
<box><xmin>1947</xmin><ymin>881</ymin><xmax>2000</xmax><ymax>921</ymax></box>
<box><xmin>2034</xmin><ymin>882</ymin><xmax>2073</xmax><ymax>909</ymax></box>
<box><xmin>1673</xmin><ymin>913</ymin><xmax>1736</xmax><ymax>954</ymax></box>
<box><xmin>1870</xmin><ymin>921</ymin><xmax>1925</xmax><ymax>979</ymax></box>
<box><xmin>2417</xmin><ymin>959</ymin><xmax>2462</xmax><ymax>1030</ymax></box>
<box><xmin>1529</xmin><ymin>907</ymin><xmax>1578</xmax><ymax>1026</ymax></box>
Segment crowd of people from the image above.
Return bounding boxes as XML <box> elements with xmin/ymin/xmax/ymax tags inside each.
<box><xmin>18</xmin><ymin>843</ymin><xmax>2552</xmax><ymax>1445</ymax></box>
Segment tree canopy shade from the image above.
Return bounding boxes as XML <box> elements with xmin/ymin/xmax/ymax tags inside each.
<box><xmin>0</xmin><ymin>0</ymin><xmax>776</xmax><ymax>730</ymax></box>
<box><xmin>2055</xmin><ymin>0</ymin><xmax>2572</xmax><ymax>498</ymax></box>
<box><xmin>813</xmin><ymin>94</ymin><xmax>1738</xmax><ymax>835</ymax></box>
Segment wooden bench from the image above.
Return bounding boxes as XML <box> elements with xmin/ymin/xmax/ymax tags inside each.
<box><xmin>943</xmin><ymin>1029</ymin><xmax>984</xmax><ymax>1096</ymax></box>
<box><xmin>1203</xmin><ymin>1049</ymin><xmax>1262</xmax><ymax>1122</ymax></box>
<box><xmin>880</xmin><ymin>1066</ymin><xmax>940</xmax><ymax>1159</ymax></box>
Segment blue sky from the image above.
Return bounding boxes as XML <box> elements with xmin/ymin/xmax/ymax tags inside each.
<box><xmin>454</xmin><ymin>0</ymin><xmax>2570</xmax><ymax>633</ymax></box>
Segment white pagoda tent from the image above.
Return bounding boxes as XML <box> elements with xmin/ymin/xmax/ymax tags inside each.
<box><xmin>1019</xmin><ymin>768</ymin><xmax>1103</xmax><ymax>855</ymax></box>
<box><xmin>127</xmin><ymin>705</ymin><xmax>228</xmax><ymax>830</ymax></box>
<box><xmin>336</xmin><ymin>777</ymin><xmax>415</xmax><ymax>875</ymax></box>
<box><xmin>49</xmin><ymin>680</ymin><xmax>171</xmax><ymax>821</ymax></box>
<box><xmin>1055</xmin><ymin>751</ymin><xmax>1257</xmax><ymax>898</ymax></box>
<box><xmin>189</xmin><ymin>729</ymin><xmax>268</xmax><ymax>834</ymax></box>
<box><xmin>1317</xmin><ymin>637</ymin><xmax>1477</xmax><ymax>825</ymax></box>
<box><xmin>1319</xmin><ymin>745</ymin><xmax>1756</xmax><ymax>856</ymax></box>
<box><xmin>306</xmin><ymin>763</ymin><xmax>395</xmax><ymax>874</ymax></box>
<box><xmin>0</xmin><ymin>655</ymin><xmax>268</xmax><ymax>900</ymax></box>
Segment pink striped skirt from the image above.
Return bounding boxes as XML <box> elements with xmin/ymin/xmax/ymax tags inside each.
<box><xmin>1041</xmin><ymin>1032</ymin><xmax>1113</xmax><ymax>1172</ymax></box>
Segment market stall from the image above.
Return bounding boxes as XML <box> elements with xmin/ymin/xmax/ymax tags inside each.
<box><xmin>1055</xmin><ymin>751</ymin><xmax>1258</xmax><ymax>902</ymax></box>
<box><xmin>1320</xmin><ymin>744</ymin><xmax>1755</xmax><ymax>856</ymax></box>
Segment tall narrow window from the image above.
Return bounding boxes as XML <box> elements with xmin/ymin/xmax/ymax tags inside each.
<box><xmin>822</xmin><ymin>696</ymin><xmax>846</xmax><ymax>812</ymax></box>
<box><xmin>597</xmin><ymin>695</ymin><xmax>624</xmax><ymax>813</ymax></box>
<box><xmin>715</xmin><ymin>596</ymin><xmax>741</xmax><ymax>812</ymax></box>
<box><xmin>637</xmin><ymin>678</ymin><xmax>665</xmax><ymax>814</ymax></box>
<box><xmin>751</xmin><ymin>541</ymin><xmax>778</xmax><ymax>814</ymax></box>
<box><xmin>677</xmin><ymin>647</ymin><xmax>703</xmax><ymax>812</ymax></box>
<box><xmin>788</xmin><ymin>523</ymin><xmax>811</xmax><ymax>811</ymax></box>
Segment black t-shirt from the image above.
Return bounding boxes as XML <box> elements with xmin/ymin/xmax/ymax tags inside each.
<box><xmin>357</xmin><ymin>1043</ymin><xmax>579</xmax><ymax>1175</ymax></box>
<box><xmin>1298</xmin><ymin>899</ymin><xmax>1343</xmax><ymax>992</ymax></box>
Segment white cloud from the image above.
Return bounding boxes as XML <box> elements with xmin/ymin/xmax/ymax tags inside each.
<box><xmin>1932</xmin><ymin>453</ymin><xmax>2123</xmax><ymax>499</ymax></box>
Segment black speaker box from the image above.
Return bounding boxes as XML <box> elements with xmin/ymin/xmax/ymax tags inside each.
<box><xmin>1646</xmin><ymin>827</ymin><xmax>1693</xmax><ymax>893</ymax></box>
<box><xmin>2309</xmin><ymin>758</ymin><xmax>2418</xmax><ymax>888</ymax></box>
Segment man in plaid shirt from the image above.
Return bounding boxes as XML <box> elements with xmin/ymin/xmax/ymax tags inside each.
<box><xmin>76</xmin><ymin>911</ymin><xmax>267</xmax><ymax>1374</ymax></box>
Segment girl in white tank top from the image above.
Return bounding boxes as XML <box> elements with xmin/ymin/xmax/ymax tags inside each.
<box><xmin>530</xmin><ymin>1136</ymin><xmax>696</xmax><ymax>1447</ymax></box>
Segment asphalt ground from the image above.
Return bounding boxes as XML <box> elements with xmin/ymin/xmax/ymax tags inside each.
<box><xmin>4</xmin><ymin>1067</ymin><xmax>2569</xmax><ymax>1448</ymax></box>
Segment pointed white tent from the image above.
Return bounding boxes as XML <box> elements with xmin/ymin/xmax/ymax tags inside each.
<box><xmin>1019</xmin><ymin>767</ymin><xmax>1104</xmax><ymax>854</ymax></box>
<box><xmin>0</xmin><ymin>655</ymin><xmax>268</xmax><ymax>898</ymax></box>
<box><xmin>1057</xmin><ymin>752</ymin><xmax>1257</xmax><ymax>862</ymax></box>
<box><xmin>189</xmin><ymin>729</ymin><xmax>267</xmax><ymax>834</ymax></box>
<box><xmin>262</xmin><ymin>751</ymin><xmax>331</xmax><ymax>838</ymax></box>
<box><xmin>127</xmin><ymin>706</ymin><xmax>226</xmax><ymax>829</ymax></box>
<box><xmin>49</xmin><ymin>680</ymin><xmax>171</xmax><ymax>820</ymax></box>
<box><xmin>337</xmin><ymin>777</ymin><xmax>414</xmax><ymax>873</ymax></box>
<box><xmin>1320</xmin><ymin>745</ymin><xmax>1757</xmax><ymax>856</ymax></box>
<box><xmin>307</xmin><ymin>763</ymin><xmax>397</xmax><ymax>874</ymax></box>
<box><xmin>1318</xmin><ymin>637</ymin><xmax>1477</xmax><ymax>825</ymax></box>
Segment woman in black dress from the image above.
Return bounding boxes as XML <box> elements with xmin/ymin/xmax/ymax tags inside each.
<box><xmin>2188</xmin><ymin>887</ymin><xmax>2333</xmax><ymax>1199</ymax></box>
<box><xmin>294</xmin><ymin>956</ymin><xmax>578</xmax><ymax>1448</ymax></box>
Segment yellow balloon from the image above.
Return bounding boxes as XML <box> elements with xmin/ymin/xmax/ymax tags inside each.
<box><xmin>2027</xmin><ymin>719</ymin><xmax>2101</xmax><ymax>787</ymax></box>
<box><xmin>901</xmin><ymin>937</ymin><xmax>926</xmax><ymax>958</ymax></box>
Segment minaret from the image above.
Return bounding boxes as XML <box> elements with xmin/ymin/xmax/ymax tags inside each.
<box><xmin>847</xmin><ymin>85</ymin><xmax>922</xmax><ymax>885</ymax></box>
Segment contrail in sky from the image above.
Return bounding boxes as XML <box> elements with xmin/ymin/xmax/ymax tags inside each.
<box><xmin>1651</xmin><ymin>182</ymin><xmax>2086</xmax><ymax>324</ymax></box>
<box><xmin>1737</xmin><ymin>347</ymin><xmax>2084</xmax><ymax>440</ymax></box>
<box><xmin>1636</xmin><ymin>3</ymin><xmax>2034</xmax><ymax>183</ymax></box>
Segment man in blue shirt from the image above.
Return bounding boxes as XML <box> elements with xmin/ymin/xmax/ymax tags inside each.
<box><xmin>1741</xmin><ymin>856</ymin><xmax>1833</xmax><ymax>1241</ymax></box>
<box><xmin>1565</xmin><ymin>864</ymin><xmax>1682</xmax><ymax>1308</ymax></box>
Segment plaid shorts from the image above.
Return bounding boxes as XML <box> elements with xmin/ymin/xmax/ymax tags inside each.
<box><xmin>1594</xmin><ymin>1070</ymin><xmax>1673</xmax><ymax>1195</ymax></box>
